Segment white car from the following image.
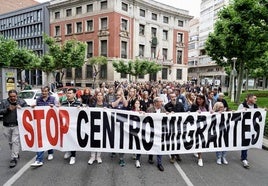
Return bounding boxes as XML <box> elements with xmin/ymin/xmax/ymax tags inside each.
<box><xmin>18</xmin><ymin>89</ymin><xmax>59</xmax><ymax>106</ymax></box>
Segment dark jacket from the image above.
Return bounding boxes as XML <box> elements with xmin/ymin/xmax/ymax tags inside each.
<box><xmin>61</xmin><ymin>99</ymin><xmax>81</xmax><ymax>107</ymax></box>
<box><xmin>164</xmin><ymin>101</ymin><xmax>185</xmax><ymax>112</ymax></box>
<box><xmin>0</xmin><ymin>98</ymin><xmax>28</xmax><ymax>127</ymax></box>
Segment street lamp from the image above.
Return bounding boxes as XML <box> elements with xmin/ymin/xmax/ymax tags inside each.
<box><xmin>231</xmin><ymin>57</ymin><xmax>237</xmax><ymax>102</ymax></box>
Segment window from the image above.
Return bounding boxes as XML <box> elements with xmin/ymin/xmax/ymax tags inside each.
<box><xmin>66</xmin><ymin>9</ymin><xmax>72</xmax><ymax>17</ymax></box>
<box><xmin>121</xmin><ymin>73</ymin><xmax>127</xmax><ymax>79</ymax></box>
<box><xmin>75</xmin><ymin>67</ymin><xmax>82</xmax><ymax>79</ymax></box>
<box><xmin>100</xmin><ymin>40</ymin><xmax>107</xmax><ymax>57</ymax></box>
<box><xmin>100</xmin><ymin>64</ymin><xmax>107</xmax><ymax>79</ymax></box>
<box><xmin>138</xmin><ymin>74</ymin><xmax>144</xmax><ymax>79</ymax></box>
<box><xmin>163</xmin><ymin>30</ymin><xmax>168</xmax><ymax>40</ymax></box>
<box><xmin>86</xmin><ymin>65</ymin><xmax>93</xmax><ymax>78</ymax></box>
<box><xmin>177</xmin><ymin>33</ymin><xmax>183</xmax><ymax>42</ymax></box>
<box><xmin>151</xmin><ymin>27</ymin><xmax>157</xmax><ymax>37</ymax></box>
<box><xmin>101</xmin><ymin>1</ymin><xmax>107</xmax><ymax>10</ymax></box>
<box><xmin>162</xmin><ymin>68</ymin><xmax>168</xmax><ymax>79</ymax></box>
<box><xmin>55</xmin><ymin>12</ymin><xmax>60</xmax><ymax>19</ymax></box>
<box><xmin>76</xmin><ymin>22</ymin><xmax>82</xmax><ymax>33</ymax></box>
<box><xmin>86</xmin><ymin>20</ymin><xmax>93</xmax><ymax>31</ymax></box>
<box><xmin>163</xmin><ymin>16</ymin><xmax>169</xmax><ymax>23</ymax></box>
<box><xmin>176</xmin><ymin>69</ymin><xmax>182</xmax><ymax>80</ymax></box>
<box><xmin>55</xmin><ymin>26</ymin><xmax>60</xmax><ymax>36</ymax></box>
<box><xmin>122</xmin><ymin>2</ymin><xmax>128</xmax><ymax>11</ymax></box>
<box><xmin>66</xmin><ymin>68</ymin><xmax>72</xmax><ymax>78</ymax></box>
<box><xmin>140</xmin><ymin>9</ymin><xmax>145</xmax><ymax>17</ymax></box>
<box><xmin>139</xmin><ymin>44</ymin><xmax>144</xmax><ymax>57</ymax></box>
<box><xmin>100</xmin><ymin>17</ymin><xmax>107</xmax><ymax>30</ymax></box>
<box><xmin>87</xmin><ymin>41</ymin><xmax>93</xmax><ymax>58</ymax></box>
<box><xmin>178</xmin><ymin>20</ymin><xmax>184</xmax><ymax>27</ymax></box>
<box><xmin>87</xmin><ymin>4</ymin><xmax>93</xmax><ymax>12</ymax></box>
<box><xmin>151</xmin><ymin>47</ymin><xmax>156</xmax><ymax>58</ymax></box>
<box><xmin>66</xmin><ymin>24</ymin><xmax>72</xmax><ymax>35</ymax></box>
<box><xmin>121</xmin><ymin>41</ymin><xmax>127</xmax><ymax>59</ymax></box>
<box><xmin>139</xmin><ymin>24</ymin><xmax>145</xmax><ymax>35</ymax></box>
<box><xmin>177</xmin><ymin>50</ymin><xmax>182</xmax><ymax>64</ymax></box>
<box><xmin>76</xmin><ymin>6</ymin><xmax>82</xmax><ymax>15</ymax></box>
<box><xmin>121</xmin><ymin>19</ymin><xmax>128</xmax><ymax>31</ymax></box>
<box><xmin>152</xmin><ymin>13</ymin><xmax>157</xmax><ymax>20</ymax></box>
<box><xmin>162</xmin><ymin>48</ymin><xmax>167</xmax><ymax>60</ymax></box>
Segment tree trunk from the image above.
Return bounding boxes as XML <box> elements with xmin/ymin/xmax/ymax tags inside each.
<box><xmin>235</xmin><ymin>61</ymin><xmax>244</xmax><ymax>104</ymax></box>
<box><xmin>253</xmin><ymin>78</ymin><xmax>257</xmax><ymax>89</ymax></box>
<box><xmin>263</xmin><ymin>76</ymin><xmax>266</xmax><ymax>90</ymax></box>
<box><xmin>245</xmin><ymin>69</ymin><xmax>248</xmax><ymax>91</ymax></box>
<box><xmin>228</xmin><ymin>74</ymin><xmax>233</xmax><ymax>99</ymax></box>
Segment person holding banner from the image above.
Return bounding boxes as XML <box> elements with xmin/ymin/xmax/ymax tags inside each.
<box><xmin>213</xmin><ymin>102</ymin><xmax>228</xmax><ymax>165</ymax></box>
<box><xmin>61</xmin><ymin>88</ymin><xmax>82</xmax><ymax>165</ymax></box>
<box><xmin>147</xmin><ymin>97</ymin><xmax>167</xmax><ymax>172</ymax></box>
<box><xmin>238</xmin><ymin>94</ymin><xmax>258</xmax><ymax>169</ymax></box>
<box><xmin>30</xmin><ymin>86</ymin><xmax>58</xmax><ymax>167</ymax></box>
<box><xmin>164</xmin><ymin>93</ymin><xmax>185</xmax><ymax>163</ymax></box>
<box><xmin>190</xmin><ymin>94</ymin><xmax>209</xmax><ymax>167</ymax></box>
<box><xmin>111</xmin><ymin>88</ymin><xmax>128</xmax><ymax>167</ymax></box>
<box><xmin>0</xmin><ymin>89</ymin><xmax>28</xmax><ymax>168</ymax></box>
<box><xmin>88</xmin><ymin>91</ymin><xmax>108</xmax><ymax>165</ymax></box>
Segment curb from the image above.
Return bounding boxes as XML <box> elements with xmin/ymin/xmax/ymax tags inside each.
<box><xmin>262</xmin><ymin>137</ymin><xmax>268</xmax><ymax>151</ymax></box>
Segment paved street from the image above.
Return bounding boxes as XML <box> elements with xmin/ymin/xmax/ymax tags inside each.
<box><xmin>1</xmin><ymin>122</ymin><xmax>268</xmax><ymax>186</ymax></box>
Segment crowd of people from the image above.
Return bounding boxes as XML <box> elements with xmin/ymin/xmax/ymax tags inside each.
<box><xmin>0</xmin><ymin>81</ymin><xmax>258</xmax><ymax>171</ymax></box>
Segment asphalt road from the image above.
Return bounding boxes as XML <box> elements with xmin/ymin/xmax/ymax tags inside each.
<box><xmin>1</xmin><ymin>122</ymin><xmax>268</xmax><ymax>186</ymax></box>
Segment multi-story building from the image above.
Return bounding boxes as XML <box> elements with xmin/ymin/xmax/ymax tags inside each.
<box><xmin>0</xmin><ymin>2</ymin><xmax>50</xmax><ymax>86</ymax></box>
<box><xmin>48</xmin><ymin>0</ymin><xmax>193</xmax><ymax>87</ymax></box>
<box><xmin>187</xmin><ymin>18</ymin><xmax>200</xmax><ymax>84</ymax></box>
<box><xmin>0</xmin><ymin>0</ymin><xmax>39</xmax><ymax>14</ymax></box>
<box><xmin>188</xmin><ymin>0</ymin><xmax>229</xmax><ymax>87</ymax></box>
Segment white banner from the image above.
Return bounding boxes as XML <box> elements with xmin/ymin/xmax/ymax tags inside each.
<box><xmin>17</xmin><ymin>107</ymin><xmax>266</xmax><ymax>155</ymax></box>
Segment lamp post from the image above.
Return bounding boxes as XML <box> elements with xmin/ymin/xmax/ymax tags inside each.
<box><xmin>231</xmin><ymin>57</ymin><xmax>237</xmax><ymax>102</ymax></box>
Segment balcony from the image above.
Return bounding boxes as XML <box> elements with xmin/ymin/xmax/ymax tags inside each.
<box><xmin>176</xmin><ymin>42</ymin><xmax>184</xmax><ymax>48</ymax></box>
<box><xmin>98</xmin><ymin>28</ymin><xmax>109</xmax><ymax>37</ymax></box>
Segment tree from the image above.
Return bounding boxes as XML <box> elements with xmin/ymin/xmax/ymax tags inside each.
<box><xmin>0</xmin><ymin>35</ymin><xmax>18</xmax><ymax>67</ymax></box>
<box><xmin>205</xmin><ymin>0</ymin><xmax>268</xmax><ymax>103</ymax></box>
<box><xmin>10</xmin><ymin>48</ymin><xmax>40</xmax><ymax>83</ymax></box>
<box><xmin>88</xmin><ymin>56</ymin><xmax>108</xmax><ymax>88</ymax></box>
<box><xmin>112</xmin><ymin>59</ymin><xmax>162</xmax><ymax>81</ymax></box>
<box><xmin>41</xmin><ymin>34</ymin><xmax>86</xmax><ymax>84</ymax></box>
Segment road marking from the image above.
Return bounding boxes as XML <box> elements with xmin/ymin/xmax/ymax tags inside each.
<box><xmin>3</xmin><ymin>157</ymin><xmax>35</xmax><ymax>186</ymax></box>
<box><xmin>172</xmin><ymin>156</ymin><xmax>194</xmax><ymax>186</ymax></box>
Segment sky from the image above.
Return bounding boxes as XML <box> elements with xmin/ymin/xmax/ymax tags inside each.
<box><xmin>37</xmin><ymin>0</ymin><xmax>201</xmax><ymax>18</ymax></box>
<box><xmin>155</xmin><ymin>0</ymin><xmax>201</xmax><ymax>18</ymax></box>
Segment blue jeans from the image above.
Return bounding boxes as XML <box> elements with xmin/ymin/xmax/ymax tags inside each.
<box><xmin>216</xmin><ymin>151</ymin><xmax>226</xmax><ymax>159</ymax></box>
<box><xmin>36</xmin><ymin>149</ymin><xmax>53</xmax><ymax>162</ymax></box>
<box><xmin>149</xmin><ymin>155</ymin><xmax>162</xmax><ymax>165</ymax></box>
<box><xmin>241</xmin><ymin>150</ymin><xmax>248</xmax><ymax>161</ymax></box>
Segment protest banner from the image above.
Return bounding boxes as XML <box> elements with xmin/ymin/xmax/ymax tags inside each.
<box><xmin>17</xmin><ymin>107</ymin><xmax>266</xmax><ymax>155</ymax></box>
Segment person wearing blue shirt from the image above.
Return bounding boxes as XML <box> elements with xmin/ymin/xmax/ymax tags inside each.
<box><xmin>30</xmin><ymin>86</ymin><xmax>58</xmax><ymax>167</ymax></box>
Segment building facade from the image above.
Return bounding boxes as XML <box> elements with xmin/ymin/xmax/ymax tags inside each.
<box><xmin>0</xmin><ymin>2</ymin><xmax>50</xmax><ymax>86</ymax></box>
<box><xmin>188</xmin><ymin>0</ymin><xmax>230</xmax><ymax>87</ymax></box>
<box><xmin>48</xmin><ymin>0</ymin><xmax>193</xmax><ymax>87</ymax></box>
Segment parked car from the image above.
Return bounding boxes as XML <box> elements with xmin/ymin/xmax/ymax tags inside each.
<box><xmin>18</xmin><ymin>89</ymin><xmax>59</xmax><ymax>106</ymax></box>
<box><xmin>56</xmin><ymin>86</ymin><xmax>83</xmax><ymax>98</ymax></box>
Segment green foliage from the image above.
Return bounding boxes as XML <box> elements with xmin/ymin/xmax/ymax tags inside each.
<box><xmin>0</xmin><ymin>35</ymin><xmax>18</xmax><ymax>67</ymax></box>
<box><xmin>205</xmin><ymin>0</ymin><xmax>268</xmax><ymax>102</ymax></box>
<box><xmin>89</xmin><ymin>56</ymin><xmax>108</xmax><ymax>66</ymax></box>
<box><xmin>10</xmin><ymin>48</ymin><xmax>40</xmax><ymax>70</ymax></box>
<box><xmin>41</xmin><ymin>34</ymin><xmax>86</xmax><ymax>80</ymax></box>
<box><xmin>112</xmin><ymin>59</ymin><xmax>161</xmax><ymax>80</ymax></box>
